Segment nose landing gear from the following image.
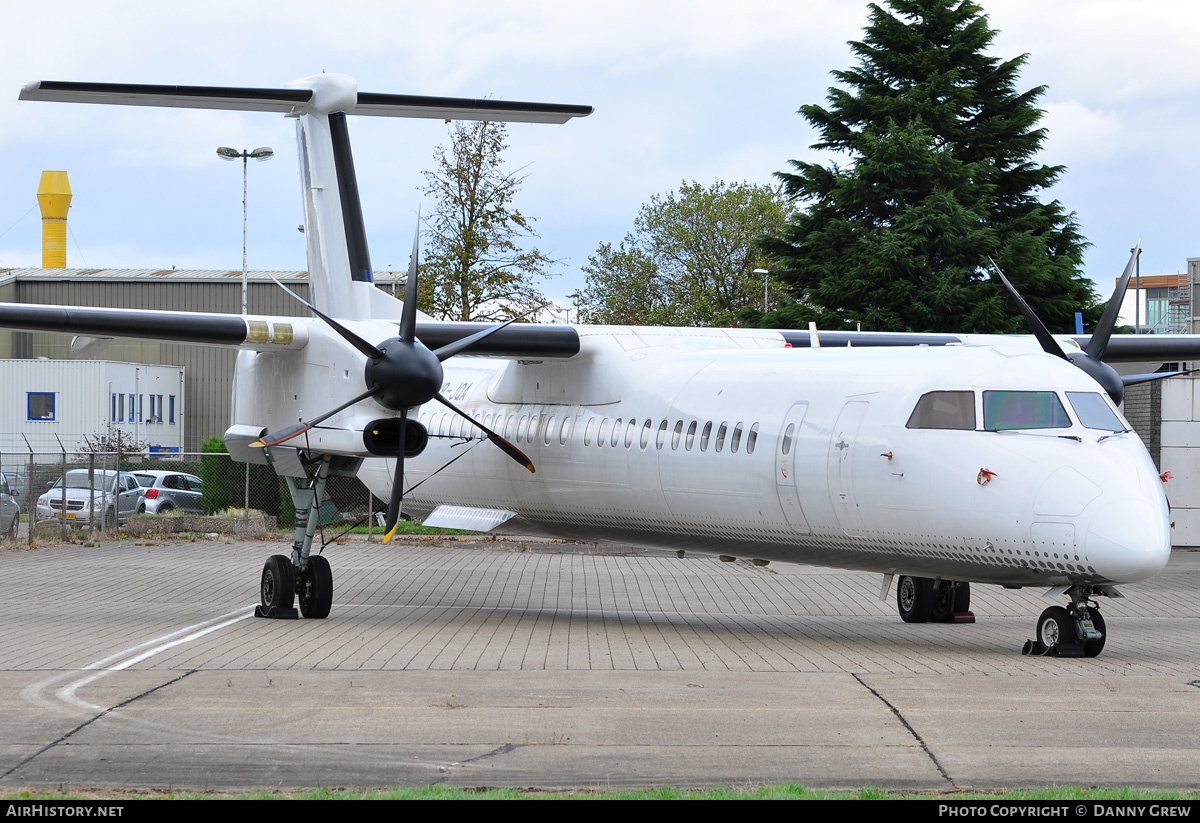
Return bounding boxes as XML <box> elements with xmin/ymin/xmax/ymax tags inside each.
<box><xmin>1022</xmin><ymin>586</ymin><xmax>1107</xmax><ymax>657</ymax></box>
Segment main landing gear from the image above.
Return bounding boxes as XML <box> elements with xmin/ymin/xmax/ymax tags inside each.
<box><xmin>255</xmin><ymin>455</ymin><xmax>335</xmax><ymax>620</ymax></box>
<box><xmin>895</xmin><ymin>576</ymin><xmax>975</xmax><ymax>624</ymax></box>
<box><xmin>1022</xmin><ymin>585</ymin><xmax>1106</xmax><ymax>657</ymax></box>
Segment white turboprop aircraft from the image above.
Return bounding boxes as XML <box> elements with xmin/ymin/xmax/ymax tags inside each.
<box><xmin>7</xmin><ymin>73</ymin><xmax>1190</xmax><ymax>657</ymax></box>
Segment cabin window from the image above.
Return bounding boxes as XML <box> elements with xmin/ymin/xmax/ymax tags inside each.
<box><xmin>746</xmin><ymin>423</ymin><xmax>759</xmax><ymax>454</ymax></box>
<box><xmin>623</xmin><ymin>419</ymin><xmax>635</xmax><ymax>448</ymax></box>
<box><xmin>983</xmin><ymin>390</ymin><xmax>1070</xmax><ymax>430</ymax></box>
<box><xmin>715</xmin><ymin>422</ymin><xmax>728</xmax><ymax>453</ymax></box>
<box><xmin>907</xmin><ymin>391</ymin><xmax>976</xmax><ymax>430</ymax></box>
<box><xmin>1066</xmin><ymin>392</ymin><xmax>1125</xmax><ymax>432</ymax></box>
<box><xmin>585</xmin><ymin>418</ymin><xmax>596</xmax><ymax>446</ymax></box>
<box><xmin>504</xmin><ymin>414</ymin><xmax>517</xmax><ymax>440</ymax></box>
<box><xmin>640</xmin><ymin>419</ymin><xmax>652</xmax><ymax>450</ymax></box>
<box><xmin>656</xmin><ymin>420</ymin><xmax>668</xmax><ymax>450</ymax></box>
<box><xmin>560</xmin><ymin>417</ymin><xmax>572</xmax><ymax>445</ymax></box>
<box><xmin>519</xmin><ymin>414</ymin><xmax>531</xmax><ymax>442</ymax></box>
<box><xmin>781</xmin><ymin>423</ymin><xmax>794</xmax><ymax>455</ymax></box>
<box><xmin>28</xmin><ymin>392</ymin><xmax>55</xmax><ymax>421</ymax></box>
<box><xmin>730</xmin><ymin>423</ymin><xmax>743</xmax><ymax>453</ymax></box>
<box><xmin>598</xmin><ymin>418</ymin><xmax>611</xmax><ymax>447</ymax></box>
<box><xmin>542</xmin><ymin>416</ymin><xmax>554</xmax><ymax>445</ymax></box>
<box><xmin>611</xmin><ymin>418</ymin><xmax>623</xmax><ymax>447</ymax></box>
<box><xmin>672</xmin><ymin>420</ymin><xmax>683</xmax><ymax>450</ymax></box>
<box><xmin>700</xmin><ymin>421</ymin><xmax>712</xmax><ymax>452</ymax></box>
<box><xmin>685</xmin><ymin>421</ymin><xmax>697</xmax><ymax>451</ymax></box>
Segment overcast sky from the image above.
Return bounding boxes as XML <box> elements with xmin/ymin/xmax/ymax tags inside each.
<box><xmin>2</xmin><ymin>0</ymin><xmax>1198</xmax><ymax>311</ymax></box>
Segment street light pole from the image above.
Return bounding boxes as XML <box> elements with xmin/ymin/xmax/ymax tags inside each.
<box><xmin>753</xmin><ymin>268</ymin><xmax>769</xmax><ymax>313</ymax></box>
<box><xmin>216</xmin><ymin>146</ymin><xmax>274</xmax><ymax>315</ymax></box>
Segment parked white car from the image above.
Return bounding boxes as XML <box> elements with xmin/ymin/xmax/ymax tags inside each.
<box><xmin>37</xmin><ymin>470</ymin><xmax>145</xmax><ymax>529</ymax></box>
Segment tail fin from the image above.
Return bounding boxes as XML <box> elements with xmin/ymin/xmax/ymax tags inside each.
<box><xmin>20</xmin><ymin>75</ymin><xmax>591</xmax><ymax>320</ymax></box>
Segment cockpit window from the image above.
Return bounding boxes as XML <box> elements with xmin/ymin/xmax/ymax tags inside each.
<box><xmin>983</xmin><ymin>390</ymin><xmax>1071</xmax><ymax>430</ymax></box>
<box><xmin>906</xmin><ymin>391</ymin><xmax>975</xmax><ymax>430</ymax></box>
<box><xmin>1067</xmin><ymin>392</ymin><xmax>1125</xmax><ymax>432</ymax></box>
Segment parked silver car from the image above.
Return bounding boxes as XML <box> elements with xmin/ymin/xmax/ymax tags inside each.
<box><xmin>0</xmin><ymin>474</ymin><xmax>20</xmax><ymax>540</ymax></box>
<box><xmin>133</xmin><ymin>470</ymin><xmax>203</xmax><ymax>515</ymax></box>
<box><xmin>37</xmin><ymin>470</ymin><xmax>145</xmax><ymax>529</ymax></box>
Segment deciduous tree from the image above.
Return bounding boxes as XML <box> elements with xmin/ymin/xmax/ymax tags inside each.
<box><xmin>575</xmin><ymin>180</ymin><xmax>790</xmax><ymax>326</ymax></box>
<box><xmin>420</xmin><ymin>119</ymin><xmax>553</xmax><ymax>321</ymax></box>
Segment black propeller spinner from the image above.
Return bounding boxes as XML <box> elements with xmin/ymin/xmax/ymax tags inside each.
<box><xmin>255</xmin><ymin>221</ymin><xmax>535</xmax><ymax>543</ymax></box>
<box><xmin>990</xmin><ymin>242</ymin><xmax>1191</xmax><ymax>406</ymax></box>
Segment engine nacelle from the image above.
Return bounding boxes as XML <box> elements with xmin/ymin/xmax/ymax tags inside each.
<box><xmin>363</xmin><ymin>417</ymin><xmax>428</xmax><ymax>458</ymax></box>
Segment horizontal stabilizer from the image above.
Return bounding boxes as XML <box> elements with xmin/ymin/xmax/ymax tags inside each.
<box><xmin>21</xmin><ymin>80</ymin><xmax>592</xmax><ymax>124</ymax></box>
<box><xmin>20</xmin><ymin>81</ymin><xmax>311</xmax><ymax>112</ymax></box>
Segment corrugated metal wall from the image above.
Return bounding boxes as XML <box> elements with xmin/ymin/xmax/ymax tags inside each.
<box><xmin>5</xmin><ymin>276</ymin><xmax>311</xmax><ymax>452</ymax></box>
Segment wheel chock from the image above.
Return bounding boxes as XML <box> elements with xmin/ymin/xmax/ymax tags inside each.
<box><xmin>951</xmin><ymin>611</ymin><xmax>976</xmax><ymax>624</ymax></box>
<box><xmin>255</xmin><ymin>605</ymin><xmax>299</xmax><ymax>619</ymax></box>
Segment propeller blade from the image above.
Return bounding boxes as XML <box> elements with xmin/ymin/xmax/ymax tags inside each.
<box><xmin>400</xmin><ymin>215</ymin><xmax>420</xmax><ymax>345</ymax></box>
<box><xmin>382</xmin><ymin>408</ymin><xmax>409</xmax><ymax>543</ymax></box>
<box><xmin>1121</xmin><ymin>369</ymin><xmax>1196</xmax><ymax>387</ymax></box>
<box><xmin>431</xmin><ymin>304</ymin><xmax>545</xmax><ymax>362</ymax></box>
<box><xmin>252</xmin><ymin>386</ymin><xmax>382</xmax><ymax>448</ymax></box>
<box><xmin>433</xmin><ymin>392</ymin><xmax>535</xmax><ymax>473</ymax></box>
<box><xmin>270</xmin><ymin>275</ymin><xmax>384</xmax><ymax>360</ymax></box>
<box><xmin>988</xmin><ymin>257</ymin><xmax>1071</xmax><ymax>361</ymax></box>
<box><xmin>1086</xmin><ymin>242</ymin><xmax>1141</xmax><ymax>361</ymax></box>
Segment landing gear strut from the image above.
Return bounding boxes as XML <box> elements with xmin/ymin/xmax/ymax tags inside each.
<box><xmin>1022</xmin><ymin>586</ymin><xmax>1107</xmax><ymax>657</ymax></box>
<box><xmin>896</xmin><ymin>576</ymin><xmax>975</xmax><ymax>624</ymax></box>
<box><xmin>255</xmin><ymin>455</ymin><xmax>336</xmax><ymax>620</ymax></box>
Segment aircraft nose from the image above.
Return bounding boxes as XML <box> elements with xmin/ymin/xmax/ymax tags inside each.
<box><xmin>1085</xmin><ymin>499</ymin><xmax>1171</xmax><ymax>583</ymax></box>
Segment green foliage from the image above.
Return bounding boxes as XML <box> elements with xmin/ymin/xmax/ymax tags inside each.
<box><xmin>198</xmin><ymin>436</ymin><xmax>234</xmax><ymax>515</ymax></box>
<box><xmin>419</xmin><ymin>119</ymin><xmax>554</xmax><ymax>321</ymax></box>
<box><xmin>576</xmin><ymin>180</ymin><xmax>791</xmax><ymax>326</ymax></box>
<box><xmin>761</xmin><ymin>0</ymin><xmax>1099</xmax><ymax>334</ymax></box>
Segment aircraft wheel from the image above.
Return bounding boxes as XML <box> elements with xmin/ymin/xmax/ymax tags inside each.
<box><xmin>897</xmin><ymin>575</ymin><xmax>934</xmax><ymax>623</ymax></box>
<box><xmin>1083</xmin><ymin>609</ymin><xmax>1106</xmax><ymax>658</ymax></box>
<box><xmin>261</xmin><ymin>554</ymin><xmax>295</xmax><ymax>611</ymax></box>
<box><xmin>1037</xmin><ymin>606</ymin><xmax>1074</xmax><ymax>651</ymax></box>
<box><xmin>298</xmin><ymin>555</ymin><xmax>333</xmax><ymax>619</ymax></box>
<box><xmin>932</xmin><ymin>581</ymin><xmax>970</xmax><ymax>622</ymax></box>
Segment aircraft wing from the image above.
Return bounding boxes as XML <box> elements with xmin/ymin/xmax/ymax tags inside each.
<box><xmin>0</xmin><ymin>302</ymin><xmax>581</xmax><ymax>358</ymax></box>
<box><xmin>776</xmin><ymin>328</ymin><xmax>1200</xmax><ymax>364</ymax></box>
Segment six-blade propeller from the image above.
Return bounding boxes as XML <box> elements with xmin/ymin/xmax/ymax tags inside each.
<box><xmin>254</xmin><ymin>223</ymin><xmax>535</xmax><ymax>542</ymax></box>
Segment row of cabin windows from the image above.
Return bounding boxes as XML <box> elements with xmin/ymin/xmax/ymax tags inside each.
<box><xmin>419</xmin><ymin>409</ymin><xmax>761</xmax><ymax>455</ymax></box>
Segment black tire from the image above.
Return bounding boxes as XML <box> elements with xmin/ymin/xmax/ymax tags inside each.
<box><xmin>897</xmin><ymin>575</ymin><xmax>934</xmax><ymax>623</ymax></box>
<box><xmin>261</xmin><ymin>554</ymin><xmax>295</xmax><ymax>611</ymax></box>
<box><xmin>104</xmin><ymin>508</ymin><xmax>117</xmax><ymax>531</ymax></box>
<box><xmin>298</xmin><ymin>555</ymin><xmax>333</xmax><ymax>619</ymax></box>
<box><xmin>932</xmin><ymin>581</ymin><xmax>970</xmax><ymax>623</ymax></box>
<box><xmin>158</xmin><ymin>503</ymin><xmax>174</xmax><ymax>514</ymax></box>
<box><xmin>136</xmin><ymin>503</ymin><xmax>146</xmax><ymax>516</ymax></box>
<box><xmin>6</xmin><ymin>514</ymin><xmax>16</xmax><ymax>541</ymax></box>
<box><xmin>1037</xmin><ymin>606</ymin><xmax>1075</xmax><ymax>651</ymax></box>
<box><xmin>1083</xmin><ymin>609</ymin><xmax>1106</xmax><ymax>658</ymax></box>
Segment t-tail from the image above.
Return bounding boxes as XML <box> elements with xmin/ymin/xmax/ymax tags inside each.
<box><xmin>19</xmin><ymin>74</ymin><xmax>592</xmax><ymax>321</ymax></box>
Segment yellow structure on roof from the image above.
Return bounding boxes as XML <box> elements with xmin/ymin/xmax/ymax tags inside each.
<box><xmin>36</xmin><ymin>170</ymin><xmax>72</xmax><ymax>268</ymax></box>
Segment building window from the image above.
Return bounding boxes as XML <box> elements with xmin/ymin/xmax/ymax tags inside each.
<box><xmin>28</xmin><ymin>392</ymin><xmax>55</xmax><ymax>421</ymax></box>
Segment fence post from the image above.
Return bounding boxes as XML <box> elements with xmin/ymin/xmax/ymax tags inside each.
<box><xmin>244</xmin><ymin>463</ymin><xmax>250</xmax><ymax>519</ymax></box>
<box><xmin>55</xmin><ymin>434</ymin><xmax>67</xmax><ymax>542</ymax></box>
<box><xmin>87</xmin><ymin>452</ymin><xmax>96</xmax><ymax>534</ymax></box>
<box><xmin>367</xmin><ymin>489</ymin><xmax>373</xmax><ymax>541</ymax></box>
<box><xmin>22</xmin><ymin>435</ymin><xmax>34</xmax><ymax>548</ymax></box>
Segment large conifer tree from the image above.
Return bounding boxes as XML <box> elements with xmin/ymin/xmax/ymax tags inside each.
<box><xmin>761</xmin><ymin>0</ymin><xmax>1098</xmax><ymax>334</ymax></box>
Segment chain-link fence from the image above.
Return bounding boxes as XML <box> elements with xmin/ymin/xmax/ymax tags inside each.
<box><xmin>0</xmin><ymin>451</ymin><xmax>387</xmax><ymax>545</ymax></box>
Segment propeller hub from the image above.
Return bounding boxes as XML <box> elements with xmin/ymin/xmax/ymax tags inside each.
<box><xmin>1068</xmin><ymin>352</ymin><xmax>1124</xmax><ymax>405</ymax></box>
<box><xmin>365</xmin><ymin>336</ymin><xmax>444</xmax><ymax>410</ymax></box>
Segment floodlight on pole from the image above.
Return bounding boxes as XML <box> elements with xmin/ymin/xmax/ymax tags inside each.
<box><xmin>754</xmin><ymin>268</ymin><xmax>769</xmax><ymax>313</ymax></box>
<box><xmin>216</xmin><ymin>146</ymin><xmax>274</xmax><ymax>315</ymax></box>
